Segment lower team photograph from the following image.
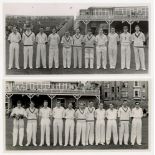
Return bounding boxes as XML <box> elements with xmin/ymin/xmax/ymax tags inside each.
<box><xmin>5</xmin><ymin>80</ymin><xmax>149</xmax><ymax>150</ymax></box>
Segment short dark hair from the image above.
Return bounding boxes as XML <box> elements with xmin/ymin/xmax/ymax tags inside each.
<box><xmin>123</xmin><ymin>26</ymin><xmax>128</xmax><ymax>29</ymax></box>
<box><xmin>135</xmin><ymin>25</ymin><xmax>140</xmax><ymax>28</ymax></box>
<box><xmin>17</xmin><ymin>100</ymin><xmax>22</xmax><ymax>104</ymax></box>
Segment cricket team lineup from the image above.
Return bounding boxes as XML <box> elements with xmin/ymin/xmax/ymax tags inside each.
<box><xmin>8</xmin><ymin>24</ymin><xmax>146</xmax><ymax>71</ymax></box>
<box><xmin>10</xmin><ymin>100</ymin><xmax>143</xmax><ymax>147</ymax></box>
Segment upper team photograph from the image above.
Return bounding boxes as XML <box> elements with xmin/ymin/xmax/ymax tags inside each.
<box><xmin>4</xmin><ymin>3</ymin><xmax>149</xmax><ymax>75</ymax></box>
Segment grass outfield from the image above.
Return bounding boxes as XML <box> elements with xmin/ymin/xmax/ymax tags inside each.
<box><xmin>5</xmin><ymin>117</ymin><xmax>148</xmax><ymax>150</ymax></box>
<box><xmin>5</xmin><ymin>40</ymin><xmax>148</xmax><ymax>75</ymax></box>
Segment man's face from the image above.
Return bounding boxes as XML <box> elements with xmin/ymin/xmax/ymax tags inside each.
<box><xmin>123</xmin><ymin>28</ymin><xmax>128</xmax><ymax>33</ymax></box>
<box><xmin>68</xmin><ymin>103</ymin><xmax>73</xmax><ymax>109</ymax></box>
<box><xmin>40</xmin><ymin>28</ymin><xmax>44</xmax><ymax>33</ymax></box>
<box><xmin>111</xmin><ymin>28</ymin><xmax>115</xmax><ymax>33</ymax></box>
<box><xmin>99</xmin><ymin>29</ymin><xmax>103</xmax><ymax>35</ymax></box>
<box><xmin>52</xmin><ymin>28</ymin><xmax>56</xmax><ymax>34</ymax></box>
<box><xmin>79</xmin><ymin>103</ymin><xmax>84</xmax><ymax>109</ymax></box>
<box><xmin>88</xmin><ymin>102</ymin><xmax>93</xmax><ymax>108</ymax></box>
<box><xmin>65</xmin><ymin>32</ymin><xmax>69</xmax><ymax>37</ymax></box>
<box><xmin>30</xmin><ymin>102</ymin><xmax>35</xmax><ymax>108</ymax></box>
<box><xmin>17</xmin><ymin>102</ymin><xmax>21</xmax><ymax>108</ymax></box>
<box><xmin>135</xmin><ymin>26</ymin><xmax>140</xmax><ymax>32</ymax></box>
<box><xmin>12</xmin><ymin>27</ymin><xmax>17</xmax><ymax>33</ymax></box>
<box><xmin>56</xmin><ymin>102</ymin><xmax>61</xmax><ymax>108</ymax></box>
<box><xmin>123</xmin><ymin>101</ymin><xmax>127</xmax><ymax>107</ymax></box>
<box><xmin>76</xmin><ymin>29</ymin><xmax>80</xmax><ymax>34</ymax></box>
<box><xmin>135</xmin><ymin>103</ymin><xmax>140</xmax><ymax>108</ymax></box>
<box><xmin>88</xmin><ymin>31</ymin><xmax>92</xmax><ymax>35</ymax></box>
<box><xmin>109</xmin><ymin>104</ymin><xmax>114</xmax><ymax>109</ymax></box>
<box><xmin>43</xmin><ymin>101</ymin><xmax>48</xmax><ymax>108</ymax></box>
<box><xmin>99</xmin><ymin>103</ymin><xmax>103</xmax><ymax>109</ymax></box>
<box><xmin>26</xmin><ymin>27</ymin><xmax>31</xmax><ymax>31</ymax></box>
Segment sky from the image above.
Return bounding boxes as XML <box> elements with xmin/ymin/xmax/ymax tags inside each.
<box><xmin>4</xmin><ymin>3</ymin><xmax>98</xmax><ymax>18</ymax></box>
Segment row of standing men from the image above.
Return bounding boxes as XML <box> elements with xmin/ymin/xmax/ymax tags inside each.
<box><xmin>10</xmin><ymin>100</ymin><xmax>144</xmax><ymax>147</ymax></box>
<box><xmin>8</xmin><ymin>25</ymin><xmax>146</xmax><ymax>70</ymax></box>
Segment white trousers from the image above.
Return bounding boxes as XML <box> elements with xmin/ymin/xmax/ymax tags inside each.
<box><xmin>131</xmin><ymin>118</ymin><xmax>142</xmax><ymax>145</ymax></box>
<box><xmin>12</xmin><ymin>119</ymin><xmax>24</xmax><ymax>146</ymax></box>
<box><xmin>134</xmin><ymin>47</ymin><xmax>146</xmax><ymax>70</ymax></box>
<box><xmin>121</xmin><ymin>45</ymin><xmax>131</xmax><ymax>69</ymax></box>
<box><xmin>96</xmin><ymin>46</ymin><xmax>107</xmax><ymax>69</ymax></box>
<box><xmin>63</xmin><ymin>47</ymin><xmax>72</xmax><ymax>68</ymax></box>
<box><xmin>9</xmin><ymin>43</ymin><xmax>19</xmax><ymax>68</ymax></box>
<box><xmin>119</xmin><ymin>121</ymin><xmax>129</xmax><ymax>145</ymax></box>
<box><xmin>40</xmin><ymin>118</ymin><xmax>50</xmax><ymax>145</ymax></box>
<box><xmin>23</xmin><ymin>46</ymin><xmax>33</xmax><ymax>68</ymax></box>
<box><xmin>96</xmin><ymin>120</ymin><xmax>105</xmax><ymax>144</ymax></box>
<box><xmin>86</xmin><ymin>121</ymin><xmax>94</xmax><ymax>145</ymax></box>
<box><xmin>76</xmin><ymin>120</ymin><xmax>86</xmax><ymax>145</ymax></box>
<box><xmin>106</xmin><ymin>120</ymin><xmax>118</xmax><ymax>145</ymax></box>
<box><xmin>36</xmin><ymin>44</ymin><xmax>46</xmax><ymax>68</ymax></box>
<box><xmin>108</xmin><ymin>45</ymin><xmax>117</xmax><ymax>68</ymax></box>
<box><xmin>53</xmin><ymin>119</ymin><xmax>63</xmax><ymax>145</ymax></box>
<box><xmin>26</xmin><ymin>120</ymin><xmax>37</xmax><ymax>145</ymax></box>
<box><xmin>49</xmin><ymin>47</ymin><xmax>59</xmax><ymax>68</ymax></box>
<box><xmin>73</xmin><ymin>47</ymin><xmax>82</xmax><ymax>68</ymax></box>
<box><xmin>65</xmin><ymin>119</ymin><xmax>75</xmax><ymax>145</ymax></box>
<box><xmin>85</xmin><ymin>48</ymin><xmax>94</xmax><ymax>68</ymax></box>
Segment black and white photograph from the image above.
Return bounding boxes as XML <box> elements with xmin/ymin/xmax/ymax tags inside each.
<box><xmin>5</xmin><ymin>80</ymin><xmax>149</xmax><ymax>150</ymax></box>
<box><xmin>4</xmin><ymin>3</ymin><xmax>149</xmax><ymax>75</ymax></box>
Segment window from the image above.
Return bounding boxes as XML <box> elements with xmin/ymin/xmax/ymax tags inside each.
<box><xmin>122</xmin><ymin>82</ymin><xmax>128</xmax><ymax>88</ymax></box>
<box><xmin>134</xmin><ymin>89</ymin><xmax>141</xmax><ymax>97</ymax></box>
<box><xmin>112</xmin><ymin>87</ymin><xmax>115</xmax><ymax>93</ymax></box>
<box><xmin>134</xmin><ymin>81</ymin><xmax>140</xmax><ymax>87</ymax></box>
<box><xmin>117</xmin><ymin>87</ymin><xmax>120</xmax><ymax>92</ymax></box>
<box><xmin>105</xmin><ymin>92</ymin><xmax>108</xmax><ymax>98</ymax></box>
<box><xmin>142</xmin><ymin>84</ymin><xmax>145</xmax><ymax>88</ymax></box>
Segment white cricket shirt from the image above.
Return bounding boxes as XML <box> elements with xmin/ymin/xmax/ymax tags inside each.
<box><xmin>85</xmin><ymin>107</ymin><xmax>95</xmax><ymax>121</ymax></box>
<box><xmin>48</xmin><ymin>33</ymin><xmax>60</xmax><ymax>48</ymax></box>
<box><xmin>95</xmin><ymin>108</ymin><xmax>106</xmax><ymax>120</ymax></box>
<box><xmin>36</xmin><ymin>32</ymin><xmax>47</xmax><ymax>44</ymax></box>
<box><xmin>131</xmin><ymin>107</ymin><xmax>143</xmax><ymax>118</ymax></box>
<box><xmin>53</xmin><ymin>106</ymin><xmax>65</xmax><ymax>119</ymax></box>
<box><xmin>8</xmin><ymin>32</ymin><xmax>21</xmax><ymax>43</ymax></box>
<box><xmin>39</xmin><ymin>107</ymin><xmax>52</xmax><ymax>119</ymax></box>
<box><xmin>95</xmin><ymin>34</ymin><xmax>107</xmax><ymax>46</ymax></box>
<box><xmin>22</xmin><ymin>31</ymin><xmax>35</xmax><ymax>45</ymax></box>
<box><xmin>106</xmin><ymin>108</ymin><xmax>117</xmax><ymax>120</ymax></box>
<box><xmin>120</xmin><ymin>32</ymin><xmax>131</xmax><ymax>45</ymax></box>
<box><xmin>118</xmin><ymin>106</ymin><xmax>131</xmax><ymax>120</ymax></box>
<box><xmin>64</xmin><ymin>108</ymin><xmax>75</xmax><ymax>119</ymax></box>
<box><xmin>73</xmin><ymin>34</ymin><xmax>83</xmax><ymax>46</ymax></box>
<box><xmin>26</xmin><ymin>108</ymin><xmax>38</xmax><ymax>120</ymax></box>
<box><xmin>132</xmin><ymin>32</ymin><xmax>145</xmax><ymax>46</ymax></box>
